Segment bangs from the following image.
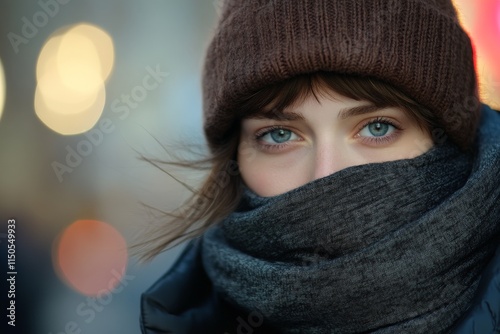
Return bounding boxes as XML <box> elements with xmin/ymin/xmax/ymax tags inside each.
<box><xmin>235</xmin><ymin>72</ymin><xmax>439</xmax><ymax>131</ymax></box>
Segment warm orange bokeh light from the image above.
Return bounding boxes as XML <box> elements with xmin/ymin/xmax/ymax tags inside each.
<box><xmin>54</xmin><ymin>220</ymin><xmax>128</xmax><ymax>296</ymax></box>
<box><xmin>454</xmin><ymin>0</ymin><xmax>500</xmax><ymax>109</ymax></box>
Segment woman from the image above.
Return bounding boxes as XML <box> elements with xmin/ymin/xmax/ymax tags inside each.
<box><xmin>138</xmin><ymin>0</ymin><xmax>500</xmax><ymax>333</ymax></box>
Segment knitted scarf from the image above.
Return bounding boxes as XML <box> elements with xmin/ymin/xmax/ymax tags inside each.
<box><xmin>202</xmin><ymin>105</ymin><xmax>500</xmax><ymax>334</ymax></box>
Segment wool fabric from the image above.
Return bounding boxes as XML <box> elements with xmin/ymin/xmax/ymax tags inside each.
<box><xmin>202</xmin><ymin>0</ymin><xmax>480</xmax><ymax>151</ymax></box>
<box><xmin>201</xmin><ymin>104</ymin><xmax>500</xmax><ymax>333</ymax></box>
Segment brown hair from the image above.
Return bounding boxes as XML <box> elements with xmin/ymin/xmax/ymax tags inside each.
<box><xmin>133</xmin><ymin>72</ymin><xmax>439</xmax><ymax>262</ymax></box>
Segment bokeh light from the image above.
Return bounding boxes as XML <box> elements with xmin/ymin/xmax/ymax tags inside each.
<box><xmin>35</xmin><ymin>23</ymin><xmax>115</xmax><ymax>135</ymax></box>
<box><xmin>62</xmin><ymin>24</ymin><xmax>115</xmax><ymax>81</ymax></box>
<box><xmin>34</xmin><ymin>83</ymin><xmax>106</xmax><ymax>135</ymax></box>
<box><xmin>0</xmin><ymin>58</ymin><xmax>6</xmax><ymax>122</ymax></box>
<box><xmin>54</xmin><ymin>220</ymin><xmax>128</xmax><ymax>296</ymax></box>
<box><xmin>498</xmin><ymin>2</ymin><xmax>500</xmax><ymax>32</ymax></box>
<box><xmin>454</xmin><ymin>0</ymin><xmax>500</xmax><ymax>109</ymax></box>
<box><xmin>57</xmin><ymin>24</ymin><xmax>114</xmax><ymax>93</ymax></box>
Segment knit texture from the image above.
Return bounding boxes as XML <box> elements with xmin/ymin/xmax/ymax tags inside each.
<box><xmin>202</xmin><ymin>105</ymin><xmax>500</xmax><ymax>333</ymax></box>
<box><xmin>202</xmin><ymin>0</ymin><xmax>480</xmax><ymax>151</ymax></box>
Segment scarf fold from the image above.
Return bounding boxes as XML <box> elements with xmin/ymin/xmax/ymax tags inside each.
<box><xmin>202</xmin><ymin>104</ymin><xmax>500</xmax><ymax>333</ymax></box>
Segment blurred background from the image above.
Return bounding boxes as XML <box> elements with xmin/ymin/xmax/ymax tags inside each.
<box><xmin>0</xmin><ymin>1</ymin><xmax>498</xmax><ymax>333</ymax></box>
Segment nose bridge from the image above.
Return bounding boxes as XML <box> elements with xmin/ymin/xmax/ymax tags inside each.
<box><xmin>313</xmin><ymin>139</ymin><xmax>342</xmax><ymax>180</ymax></box>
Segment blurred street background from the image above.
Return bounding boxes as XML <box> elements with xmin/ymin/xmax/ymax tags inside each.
<box><xmin>0</xmin><ymin>1</ymin><xmax>498</xmax><ymax>333</ymax></box>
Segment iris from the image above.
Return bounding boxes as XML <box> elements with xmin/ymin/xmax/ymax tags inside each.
<box><xmin>367</xmin><ymin>122</ymin><xmax>389</xmax><ymax>137</ymax></box>
<box><xmin>270</xmin><ymin>129</ymin><xmax>292</xmax><ymax>143</ymax></box>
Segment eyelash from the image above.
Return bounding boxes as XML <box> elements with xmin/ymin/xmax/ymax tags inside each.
<box><xmin>254</xmin><ymin>117</ymin><xmax>403</xmax><ymax>152</ymax></box>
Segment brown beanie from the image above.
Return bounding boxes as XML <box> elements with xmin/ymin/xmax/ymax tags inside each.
<box><xmin>202</xmin><ymin>0</ymin><xmax>481</xmax><ymax>151</ymax></box>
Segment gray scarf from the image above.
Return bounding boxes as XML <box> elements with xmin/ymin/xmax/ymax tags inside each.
<box><xmin>202</xmin><ymin>105</ymin><xmax>500</xmax><ymax>333</ymax></box>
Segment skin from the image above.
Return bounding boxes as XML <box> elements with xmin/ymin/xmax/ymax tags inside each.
<box><xmin>237</xmin><ymin>89</ymin><xmax>434</xmax><ymax>197</ymax></box>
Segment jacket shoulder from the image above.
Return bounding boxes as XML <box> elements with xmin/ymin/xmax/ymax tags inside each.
<box><xmin>140</xmin><ymin>238</ymin><xmax>224</xmax><ymax>334</ymax></box>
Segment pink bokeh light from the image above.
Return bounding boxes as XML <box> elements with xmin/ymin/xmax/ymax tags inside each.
<box><xmin>53</xmin><ymin>220</ymin><xmax>128</xmax><ymax>297</ymax></box>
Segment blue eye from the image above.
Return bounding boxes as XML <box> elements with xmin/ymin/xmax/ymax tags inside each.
<box><xmin>258</xmin><ymin>128</ymin><xmax>299</xmax><ymax>144</ymax></box>
<box><xmin>270</xmin><ymin>129</ymin><xmax>291</xmax><ymax>143</ymax></box>
<box><xmin>359</xmin><ymin>122</ymin><xmax>395</xmax><ymax>137</ymax></box>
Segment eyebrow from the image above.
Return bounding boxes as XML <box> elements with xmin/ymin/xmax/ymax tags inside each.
<box><xmin>247</xmin><ymin>109</ymin><xmax>305</xmax><ymax>121</ymax></box>
<box><xmin>247</xmin><ymin>104</ymin><xmax>388</xmax><ymax>121</ymax></box>
<box><xmin>337</xmin><ymin>104</ymin><xmax>388</xmax><ymax>119</ymax></box>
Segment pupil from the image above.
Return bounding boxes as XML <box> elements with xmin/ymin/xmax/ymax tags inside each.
<box><xmin>271</xmin><ymin>129</ymin><xmax>291</xmax><ymax>143</ymax></box>
<box><xmin>369</xmin><ymin>123</ymin><xmax>389</xmax><ymax>136</ymax></box>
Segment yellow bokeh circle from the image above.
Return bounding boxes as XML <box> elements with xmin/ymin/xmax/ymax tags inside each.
<box><xmin>35</xmin><ymin>23</ymin><xmax>114</xmax><ymax>135</ymax></box>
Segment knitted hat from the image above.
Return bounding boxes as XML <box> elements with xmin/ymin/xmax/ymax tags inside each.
<box><xmin>202</xmin><ymin>0</ymin><xmax>480</xmax><ymax>151</ymax></box>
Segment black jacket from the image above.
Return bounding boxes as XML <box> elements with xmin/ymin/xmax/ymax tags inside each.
<box><xmin>140</xmin><ymin>239</ymin><xmax>500</xmax><ymax>334</ymax></box>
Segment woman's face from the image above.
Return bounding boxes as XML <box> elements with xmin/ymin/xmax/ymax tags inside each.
<box><xmin>238</xmin><ymin>90</ymin><xmax>434</xmax><ymax>197</ymax></box>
